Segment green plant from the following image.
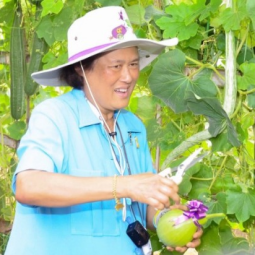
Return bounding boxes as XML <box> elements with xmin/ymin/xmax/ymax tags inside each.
<box><xmin>1</xmin><ymin>0</ymin><xmax>255</xmax><ymax>254</ymax></box>
<box><xmin>10</xmin><ymin>1</ymin><xmax>26</xmax><ymax>120</ymax></box>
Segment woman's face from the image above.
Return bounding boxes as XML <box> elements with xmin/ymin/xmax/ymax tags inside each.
<box><xmin>83</xmin><ymin>47</ymin><xmax>140</xmax><ymax>117</ymax></box>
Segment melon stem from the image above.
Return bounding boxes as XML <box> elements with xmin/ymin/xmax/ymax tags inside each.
<box><xmin>198</xmin><ymin>213</ymin><xmax>226</xmax><ymax>225</ymax></box>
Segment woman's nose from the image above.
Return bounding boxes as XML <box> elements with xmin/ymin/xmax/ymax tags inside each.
<box><xmin>120</xmin><ymin>66</ymin><xmax>133</xmax><ymax>83</ymax></box>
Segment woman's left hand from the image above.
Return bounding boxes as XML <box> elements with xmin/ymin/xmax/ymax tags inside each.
<box><xmin>166</xmin><ymin>227</ymin><xmax>203</xmax><ymax>253</ymax></box>
<box><xmin>165</xmin><ymin>204</ymin><xmax>203</xmax><ymax>253</ymax></box>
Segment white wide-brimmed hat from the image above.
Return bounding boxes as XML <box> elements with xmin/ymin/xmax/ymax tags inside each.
<box><xmin>32</xmin><ymin>6</ymin><xmax>178</xmax><ymax>86</ymax></box>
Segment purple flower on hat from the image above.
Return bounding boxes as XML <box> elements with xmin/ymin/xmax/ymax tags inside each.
<box><xmin>112</xmin><ymin>25</ymin><xmax>127</xmax><ymax>39</ymax></box>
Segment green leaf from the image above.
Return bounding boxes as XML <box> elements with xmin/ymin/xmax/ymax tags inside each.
<box><xmin>125</xmin><ymin>5</ymin><xmax>145</xmax><ymax>25</ymax></box>
<box><xmin>135</xmin><ymin>96</ymin><xmax>156</xmax><ymax>120</ymax></box>
<box><xmin>37</xmin><ymin>16</ymin><xmax>55</xmax><ymax>46</ymax></box>
<box><xmin>144</xmin><ymin>5</ymin><xmax>165</xmax><ymax>22</ymax></box>
<box><xmin>246</xmin><ymin>0</ymin><xmax>255</xmax><ymax>30</ymax></box>
<box><xmin>241</xmin><ymin>112</ymin><xmax>255</xmax><ymax>129</ymax></box>
<box><xmin>156</xmin><ymin>0</ymin><xmax>220</xmax><ymax>41</ymax></box>
<box><xmin>41</xmin><ymin>0</ymin><xmax>64</xmax><ymax>17</ymax></box>
<box><xmin>237</xmin><ymin>63</ymin><xmax>255</xmax><ymax>90</ymax></box>
<box><xmin>53</xmin><ymin>7</ymin><xmax>74</xmax><ymax>41</ymax></box>
<box><xmin>218</xmin><ymin>4</ymin><xmax>247</xmax><ymax>32</ymax></box>
<box><xmin>148</xmin><ymin>230</ymin><xmax>163</xmax><ymax>253</ymax></box>
<box><xmin>185</xmin><ymin>91</ymin><xmax>241</xmax><ymax>147</ymax></box>
<box><xmin>226</xmin><ymin>189</ymin><xmax>255</xmax><ymax>222</ymax></box>
<box><xmin>188</xmin><ymin>164</ymin><xmax>212</xmax><ymax>199</ymax></box>
<box><xmin>237</xmin><ymin>46</ymin><xmax>254</xmax><ymax>65</ymax></box>
<box><xmin>219</xmin><ymin>220</ymin><xmax>250</xmax><ymax>255</ymax></box>
<box><xmin>198</xmin><ymin>223</ymin><xmax>222</xmax><ymax>255</ymax></box>
<box><xmin>206</xmin><ymin>192</ymin><xmax>227</xmax><ymax>224</ymax></box>
<box><xmin>199</xmin><ymin>0</ymin><xmax>221</xmax><ymax>21</ymax></box>
<box><xmin>165</xmin><ymin>1</ymin><xmax>204</xmax><ymax>25</ymax></box>
<box><xmin>178</xmin><ymin>164</ymin><xmax>200</xmax><ymax>196</ymax></box>
<box><xmin>184</xmin><ymin>33</ymin><xmax>204</xmax><ymax>50</ymax></box>
<box><xmin>0</xmin><ymin>0</ymin><xmax>14</xmax><ymax>25</ymax></box>
<box><xmin>156</xmin><ymin>16</ymin><xmax>199</xmax><ymax>41</ymax></box>
<box><xmin>148</xmin><ymin>49</ymin><xmax>217</xmax><ymax>113</ymax></box>
<box><xmin>210</xmin><ymin>130</ymin><xmax>233</xmax><ymax>152</ymax></box>
<box><xmin>7</xmin><ymin>121</ymin><xmax>26</xmax><ymax>140</ymax></box>
<box><xmin>96</xmin><ymin>0</ymin><xmax>122</xmax><ymax>7</ymax></box>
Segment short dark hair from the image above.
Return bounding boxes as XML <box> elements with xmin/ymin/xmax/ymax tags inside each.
<box><xmin>60</xmin><ymin>53</ymin><xmax>104</xmax><ymax>89</ymax></box>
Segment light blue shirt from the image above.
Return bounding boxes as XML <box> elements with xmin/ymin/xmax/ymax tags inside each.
<box><xmin>5</xmin><ymin>89</ymin><xmax>155</xmax><ymax>255</ymax></box>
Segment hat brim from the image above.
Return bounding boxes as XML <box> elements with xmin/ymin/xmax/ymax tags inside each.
<box><xmin>31</xmin><ymin>38</ymin><xmax>178</xmax><ymax>87</ymax></box>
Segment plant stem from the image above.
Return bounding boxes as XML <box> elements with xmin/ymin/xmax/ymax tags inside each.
<box><xmin>209</xmin><ymin>155</ymin><xmax>228</xmax><ymax>191</ymax></box>
<box><xmin>198</xmin><ymin>213</ymin><xmax>226</xmax><ymax>225</ymax></box>
<box><xmin>185</xmin><ymin>56</ymin><xmax>203</xmax><ymax>67</ymax></box>
<box><xmin>236</xmin><ymin>22</ymin><xmax>250</xmax><ymax>57</ymax></box>
<box><xmin>205</xmin><ymin>213</ymin><xmax>226</xmax><ymax>220</ymax></box>
<box><xmin>230</xmin><ymin>95</ymin><xmax>242</xmax><ymax>119</ymax></box>
<box><xmin>238</xmin><ymin>88</ymin><xmax>255</xmax><ymax>95</ymax></box>
<box><xmin>190</xmin><ymin>177</ymin><xmax>213</xmax><ymax>181</ymax></box>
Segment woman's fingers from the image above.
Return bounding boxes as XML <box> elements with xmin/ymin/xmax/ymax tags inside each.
<box><xmin>127</xmin><ymin>173</ymin><xmax>180</xmax><ymax>208</ymax></box>
<box><xmin>166</xmin><ymin>227</ymin><xmax>203</xmax><ymax>252</ymax></box>
<box><xmin>186</xmin><ymin>227</ymin><xmax>203</xmax><ymax>248</ymax></box>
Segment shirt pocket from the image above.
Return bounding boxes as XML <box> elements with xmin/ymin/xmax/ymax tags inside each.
<box><xmin>70</xmin><ymin>169</ymin><xmax>121</xmax><ymax>236</ymax></box>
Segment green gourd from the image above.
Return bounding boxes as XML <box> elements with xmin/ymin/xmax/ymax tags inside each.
<box><xmin>25</xmin><ymin>3</ymin><xmax>48</xmax><ymax>96</ymax></box>
<box><xmin>10</xmin><ymin>3</ymin><xmax>26</xmax><ymax>120</ymax></box>
<box><xmin>156</xmin><ymin>209</ymin><xmax>225</xmax><ymax>247</ymax></box>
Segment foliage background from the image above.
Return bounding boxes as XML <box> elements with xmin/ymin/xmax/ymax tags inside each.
<box><xmin>1</xmin><ymin>0</ymin><xmax>255</xmax><ymax>254</ymax></box>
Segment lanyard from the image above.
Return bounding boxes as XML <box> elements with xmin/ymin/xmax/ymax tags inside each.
<box><xmin>86</xmin><ymin>99</ymin><xmax>144</xmax><ymax>224</ymax></box>
<box><xmin>110</xmin><ymin>123</ymin><xmax>144</xmax><ymax>224</ymax></box>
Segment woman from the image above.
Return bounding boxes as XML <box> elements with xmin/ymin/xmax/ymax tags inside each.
<box><xmin>5</xmin><ymin>6</ymin><xmax>202</xmax><ymax>255</ymax></box>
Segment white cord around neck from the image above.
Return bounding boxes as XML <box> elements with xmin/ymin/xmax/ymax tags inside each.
<box><xmin>80</xmin><ymin>62</ymin><xmax>118</xmax><ymax>135</ymax></box>
<box><xmin>80</xmin><ymin>62</ymin><xmax>127</xmax><ymax>220</ymax></box>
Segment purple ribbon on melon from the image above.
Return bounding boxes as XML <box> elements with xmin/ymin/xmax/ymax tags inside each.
<box><xmin>174</xmin><ymin>200</ymin><xmax>208</xmax><ymax>227</ymax></box>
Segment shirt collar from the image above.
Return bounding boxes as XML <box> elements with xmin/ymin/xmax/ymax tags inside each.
<box><xmin>71</xmin><ymin>89</ymin><xmax>101</xmax><ymax>128</ymax></box>
<box><xmin>70</xmin><ymin>89</ymin><xmax>141</xmax><ymax>137</ymax></box>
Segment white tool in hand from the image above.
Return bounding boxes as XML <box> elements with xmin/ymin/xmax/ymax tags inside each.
<box><xmin>159</xmin><ymin>148</ymin><xmax>208</xmax><ymax>185</ymax></box>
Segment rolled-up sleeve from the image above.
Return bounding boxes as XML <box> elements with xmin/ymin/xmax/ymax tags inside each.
<box><xmin>12</xmin><ymin>100</ymin><xmax>66</xmax><ymax>193</ymax></box>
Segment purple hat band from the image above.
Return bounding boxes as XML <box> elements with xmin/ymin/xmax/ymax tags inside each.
<box><xmin>68</xmin><ymin>42</ymin><xmax>118</xmax><ymax>62</ymax></box>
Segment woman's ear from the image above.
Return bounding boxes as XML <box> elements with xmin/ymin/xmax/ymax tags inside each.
<box><xmin>74</xmin><ymin>65</ymin><xmax>83</xmax><ymax>77</ymax></box>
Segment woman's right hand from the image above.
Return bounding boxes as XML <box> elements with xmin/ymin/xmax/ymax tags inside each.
<box><xmin>122</xmin><ymin>173</ymin><xmax>180</xmax><ymax>210</ymax></box>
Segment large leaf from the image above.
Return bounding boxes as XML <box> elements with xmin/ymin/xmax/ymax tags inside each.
<box><xmin>156</xmin><ymin>16</ymin><xmax>199</xmax><ymax>41</ymax></box>
<box><xmin>218</xmin><ymin>3</ymin><xmax>247</xmax><ymax>32</ymax></box>
<box><xmin>53</xmin><ymin>7</ymin><xmax>74</xmax><ymax>41</ymax></box>
<box><xmin>148</xmin><ymin>49</ymin><xmax>217</xmax><ymax>113</ymax></box>
<box><xmin>155</xmin><ymin>2</ymin><xmax>203</xmax><ymax>41</ymax></box>
<box><xmin>96</xmin><ymin>0</ymin><xmax>122</xmax><ymax>7</ymax></box>
<box><xmin>7</xmin><ymin>121</ymin><xmax>26</xmax><ymax>140</ymax></box>
<box><xmin>185</xmin><ymin>91</ymin><xmax>241</xmax><ymax>146</ymax></box>
<box><xmin>37</xmin><ymin>15</ymin><xmax>55</xmax><ymax>46</ymax></box>
<box><xmin>247</xmin><ymin>85</ymin><xmax>255</xmax><ymax>108</ymax></box>
<box><xmin>206</xmin><ymin>192</ymin><xmax>227</xmax><ymax>225</ymax></box>
<box><xmin>198</xmin><ymin>223</ymin><xmax>222</xmax><ymax>255</ymax></box>
<box><xmin>237</xmin><ymin>63</ymin><xmax>255</xmax><ymax>90</ymax></box>
<box><xmin>41</xmin><ymin>0</ymin><xmax>64</xmax><ymax>17</ymax></box>
<box><xmin>226</xmin><ymin>189</ymin><xmax>255</xmax><ymax>222</ymax></box>
<box><xmin>125</xmin><ymin>5</ymin><xmax>145</xmax><ymax>26</ymax></box>
<box><xmin>144</xmin><ymin>5</ymin><xmax>165</xmax><ymax>22</ymax></box>
<box><xmin>246</xmin><ymin>0</ymin><xmax>255</xmax><ymax>30</ymax></box>
<box><xmin>199</xmin><ymin>0</ymin><xmax>221</xmax><ymax>21</ymax></box>
<box><xmin>178</xmin><ymin>164</ymin><xmax>201</xmax><ymax>196</ymax></box>
<box><xmin>188</xmin><ymin>165</ymin><xmax>212</xmax><ymax>199</ymax></box>
<box><xmin>219</xmin><ymin>221</ymin><xmax>250</xmax><ymax>255</ymax></box>
<box><xmin>210</xmin><ymin>131</ymin><xmax>233</xmax><ymax>152</ymax></box>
